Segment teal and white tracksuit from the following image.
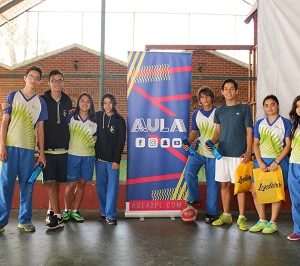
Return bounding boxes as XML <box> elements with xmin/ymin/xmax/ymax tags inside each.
<box><xmin>288</xmin><ymin>125</ymin><xmax>300</xmax><ymax>235</ymax></box>
<box><xmin>0</xmin><ymin>90</ymin><xmax>48</xmax><ymax>227</ymax></box>
<box><xmin>184</xmin><ymin>108</ymin><xmax>219</xmax><ymax>216</ymax></box>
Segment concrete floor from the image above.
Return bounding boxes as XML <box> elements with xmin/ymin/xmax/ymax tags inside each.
<box><xmin>0</xmin><ymin>210</ymin><xmax>299</xmax><ymax>266</ymax></box>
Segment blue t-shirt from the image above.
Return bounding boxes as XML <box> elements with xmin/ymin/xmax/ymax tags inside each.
<box><xmin>214</xmin><ymin>103</ymin><xmax>253</xmax><ymax>157</ymax></box>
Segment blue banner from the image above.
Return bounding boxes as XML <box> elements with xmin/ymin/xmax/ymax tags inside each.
<box><xmin>126</xmin><ymin>51</ymin><xmax>192</xmax><ymax>217</ymax></box>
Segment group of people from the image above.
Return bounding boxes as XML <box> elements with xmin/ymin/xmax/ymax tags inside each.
<box><xmin>1</xmin><ymin>68</ymin><xmax>300</xmax><ymax>241</ymax></box>
<box><xmin>0</xmin><ymin>66</ymin><xmax>126</xmax><ymax>233</ymax></box>
<box><xmin>183</xmin><ymin>78</ymin><xmax>300</xmax><ymax>241</ymax></box>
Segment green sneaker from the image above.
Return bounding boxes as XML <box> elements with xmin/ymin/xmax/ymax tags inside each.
<box><xmin>237</xmin><ymin>216</ymin><xmax>249</xmax><ymax>231</ymax></box>
<box><xmin>62</xmin><ymin>211</ymin><xmax>71</xmax><ymax>222</ymax></box>
<box><xmin>212</xmin><ymin>214</ymin><xmax>233</xmax><ymax>226</ymax></box>
<box><xmin>262</xmin><ymin>222</ymin><xmax>278</xmax><ymax>234</ymax></box>
<box><xmin>0</xmin><ymin>227</ymin><xmax>5</xmax><ymax>233</ymax></box>
<box><xmin>70</xmin><ymin>211</ymin><xmax>84</xmax><ymax>223</ymax></box>
<box><xmin>18</xmin><ymin>223</ymin><xmax>35</xmax><ymax>232</ymax></box>
<box><xmin>249</xmin><ymin>220</ymin><xmax>267</xmax><ymax>233</ymax></box>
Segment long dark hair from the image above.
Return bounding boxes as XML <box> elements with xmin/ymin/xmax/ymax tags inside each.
<box><xmin>74</xmin><ymin>93</ymin><xmax>95</xmax><ymax>122</ymax></box>
<box><xmin>101</xmin><ymin>93</ymin><xmax>118</xmax><ymax>114</ymax></box>
<box><xmin>289</xmin><ymin>95</ymin><xmax>300</xmax><ymax>139</ymax></box>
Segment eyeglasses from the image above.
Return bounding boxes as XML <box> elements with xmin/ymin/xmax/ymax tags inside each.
<box><xmin>50</xmin><ymin>79</ymin><xmax>64</xmax><ymax>84</ymax></box>
<box><xmin>27</xmin><ymin>74</ymin><xmax>41</xmax><ymax>81</ymax></box>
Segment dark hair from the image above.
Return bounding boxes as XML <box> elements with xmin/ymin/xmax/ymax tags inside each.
<box><xmin>26</xmin><ymin>66</ymin><xmax>42</xmax><ymax>78</ymax></box>
<box><xmin>101</xmin><ymin>93</ymin><xmax>117</xmax><ymax>114</ymax></box>
<box><xmin>289</xmin><ymin>95</ymin><xmax>300</xmax><ymax>139</ymax></box>
<box><xmin>197</xmin><ymin>86</ymin><xmax>215</xmax><ymax>101</ymax></box>
<box><xmin>263</xmin><ymin>94</ymin><xmax>279</xmax><ymax>106</ymax></box>
<box><xmin>221</xmin><ymin>79</ymin><xmax>238</xmax><ymax>90</ymax></box>
<box><xmin>73</xmin><ymin>93</ymin><xmax>95</xmax><ymax>122</ymax></box>
<box><xmin>48</xmin><ymin>70</ymin><xmax>64</xmax><ymax>81</ymax></box>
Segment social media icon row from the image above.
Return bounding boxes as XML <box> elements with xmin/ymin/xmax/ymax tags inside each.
<box><xmin>135</xmin><ymin>138</ymin><xmax>182</xmax><ymax>148</ymax></box>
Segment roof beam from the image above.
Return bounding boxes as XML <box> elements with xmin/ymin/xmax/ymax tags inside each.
<box><xmin>0</xmin><ymin>0</ymin><xmax>24</xmax><ymax>13</ymax></box>
<box><xmin>145</xmin><ymin>44</ymin><xmax>255</xmax><ymax>51</ymax></box>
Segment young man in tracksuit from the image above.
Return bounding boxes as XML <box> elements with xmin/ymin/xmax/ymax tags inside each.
<box><xmin>42</xmin><ymin>70</ymin><xmax>73</xmax><ymax>230</ymax></box>
<box><xmin>0</xmin><ymin>66</ymin><xmax>47</xmax><ymax>233</ymax></box>
<box><xmin>95</xmin><ymin>93</ymin><xmax>126</xmax><ymax>225</ymax></box>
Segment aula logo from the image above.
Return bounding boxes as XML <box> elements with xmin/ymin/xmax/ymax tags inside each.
<box><xmin>131</xmin><ymin>118</ymin><xmax>187</xmax><ymax>133</ymax></box>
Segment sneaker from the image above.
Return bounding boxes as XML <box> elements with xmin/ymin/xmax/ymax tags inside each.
<box><xmin>287</xmin><ymin>233</ymin><xmax>300</xmax><ymax>241</ymax></box>
<box><xmin>204</xmin><ymin>214</ymin><xmax>217</xmax><ymax>224</ymax></box>
<box><xmin>45</xmin><ymin>211</ymin><xmax>54</xmax><ymax>225</ymax></box>
<box><xmin>106</xmin><ymin>218</ymin><xmax>117</xmax><ymax>225</ymax></box>
<box><xmin>237</xmin><ymin>216</ymin><xmax>249</xmax><ymax>231</ymax></box>
<box><xmin>99</xmin><ymin>214</ymin><xmax>106</xmax><ymax>221</ymax></box>
<box><xmin>70</xmin><ymin>211</ymin><xmax>84</xmax><ymax>223</ymax></box>
<box><xmin>18</xmin><ymin>223</ymin><xmax>36</xmax><ymax>232</ymax></box>
<box><xmin>0</xmin><ymin>227</ymin><xmax>5</xmax><ymax>233</ymax></box>
<box><xmin>212</xmin><ymin>214</ymin><xmax>233</xmax><ymax>226</ymax></box>
<box><xmin>249</xmin><ymin>220</ymin><xmax>267</xmax><ymax>233</ymax></box>
<box><xmin>262</xmin><ymin>221</ymin><xmax>278</xmax><ymax>234</ymax></box>
<box><xmin>62</xmin><ymin>211</ymin><xmax>71</xmax><ymax>222</ymax></box>
<box><xmin>58</xmin><ymin>216</ymin><xmax>64</xmax><ymax>228</ymax></box>
<box><xmin>46</xmin><ymin>215</ymin><xmax>60</xmax><ymax>230</ymax></box>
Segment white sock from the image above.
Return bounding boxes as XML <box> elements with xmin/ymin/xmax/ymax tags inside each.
<box><xmin>47</xmin><ymin>210</ymin><xmax>53</xmax><ymax>214</ymax></box>
<box><xmin>223</xmin><ymin>212</ymin><xmax>232</xmax><ymax>216</ymax></box>
<box><xmin>238</xmin><ymin>215</ymin><xmax>246</xmax><ymax>219</ymax></box>
<box><xmin>55</xmin><ymin>213</ymin><xmax>61</xmax><ymax>219</ymax></box>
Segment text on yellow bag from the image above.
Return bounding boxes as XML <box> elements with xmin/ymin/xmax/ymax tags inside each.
<box><xmin>234</xmin><ymin>161</ymin><xmax>254</xmax><ymax>195</ymax></box>
<box><xmin>253</xmin><ymin>167</ymin><xmax>285</xmax><ymax>204</ymax></box>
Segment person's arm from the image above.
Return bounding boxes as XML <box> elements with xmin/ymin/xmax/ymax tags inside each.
<box><xmin>112</xmin><ymin>116</ymin><xmax>126</xmax><ymax>170</ymax></box>
<box><xmin>182</xmin><ymin>130</ymin><xmax>198</xmax><ymax>151</ymax></box>
<box><xmin>0</xmin><ymin>114</ymin><xmax>9</xmax><ymax>162</ymax></box>
<box><xmin>241</xmin><ymin>127</ymin><xmax>253</xmax><ymax>163</ymax></box>
<box><xmin>210</xmin><ymin>123</ymin><xmax>220</xmax><ymax>145</ymax></box>
<box><xmin>37</xmin><ymin>121</ymin><xmax>46</xmax><ymax>167</ymax></box>
<box><xmin>268</xmin><ymin>136</ymin><xmax>291</xmax><ymax>171</ymax></box>
<box><xmin>253</xmin><ymin>137</ymin><xmax>268</xmax><ymax>172</ymax></box>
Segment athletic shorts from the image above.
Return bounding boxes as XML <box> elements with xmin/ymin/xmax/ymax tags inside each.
<box><xmin>42</xmin><ymin>153</ymin><xmax>68</xmax><ymax>183</ymax></box>
<box><xmin>67</xmin><ymin>154</ymin><xmax>95</xmax><ymax>182</ymax></box>
<box><xmin>215</xmin><ymin>156</ymin><xmax>243</xmax><ymax>183</ymax></box>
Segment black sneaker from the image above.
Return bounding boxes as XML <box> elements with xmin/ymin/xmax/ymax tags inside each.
<box><xmin>106</xmin><ymin>218</ymin><xmax>117</xmax><ymax>225</ymax></box>
<box><xmin>99</xmin><ymin>214</ymin><xmax>106</xmax><ymax>222</ymax></box>
<box><xmin>46</xmin><ymin>215</ymin><xmax>60</xmax><ymax>230</ymax></box>
<box><xmin>45</xmin><ymin>211</ymin><xmax>54</xmax><ymax>226</ymax></box>
<box><xmin>204</xmin><ymin>214</ymin><xmax>218</xmax><ymax>224</ymax></box>
<box><xmin>58</xmin><ymin>216</ymin><xmax>64</xmax><ymax>228</ymax></box>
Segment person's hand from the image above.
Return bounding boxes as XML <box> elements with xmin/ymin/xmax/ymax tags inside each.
<box><xmin>38</xmin><ymin>153</ymin><xmax>46</xmax><ymax>167</ymax></box>
<box><xmin>241</xmin><ymin>151</ymin><xmax>252</xmax><ymax>163</ymax></box>
<box><xmin>182</xmin><ymin>144</ymin><xmax>190</xmax><ymax>151</ymax></box>
<box><xmin>0</xmin><ymin>145</ymin><xmax>7</xmax><ymax>162</ymax></box>
<box><xmin>112</xmin><ymin>162</ymin><xmax>120</xmax><ymax>170</ymax></box>
<box><xmin>268</xmin><ymin>161</ymin><xmax>279</xmax><ymax>172</ymax></box>
<box><xmin>258</xmin><ymin>161</ymin><xmax>268</xmax><ymax>172</ymax></box>
<box><xmin>1</xmin><ymin>102</ymin><xmax>10</xmax><ymax>111</ymax></box>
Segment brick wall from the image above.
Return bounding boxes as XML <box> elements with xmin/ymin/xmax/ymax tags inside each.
<box><xmin>0</xmin><ymin>45</ymin><xmax>251</xmax><ymax>155</ymax></box>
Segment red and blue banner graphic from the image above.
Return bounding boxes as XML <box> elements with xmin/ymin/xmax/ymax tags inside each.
<box><xmin>126</xmin><ymin>51</ymin><xmax>192</xmax><ymax>217</ymax></box>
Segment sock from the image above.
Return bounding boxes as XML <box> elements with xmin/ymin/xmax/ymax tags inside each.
<box><xmin>47</xmin><ymin>210</ymin><xmax>53</xmax><ymax>214</ymax></box>
<box><xmin>259</xmin><ymin>219</ymin><xmax>267</xmax><ymax>223</ymax></box>
<box><xmin>223</xmin><ymin>212</ymin><xmax>231</xmax><ymax>216</ymax></box>
<box><xmin>73</xmin><ymin>210</ymin><xmax>78</xmax><ymax>213</ymax></box>
<box><xmin>64</xmin><ymin>209</ymin><xmax>69</xmax><ymax>212</ymax></box>
<box><xmin>238</xmin><ymin>215</ymin><xmax>246</xmax><ymax>219</ymax></box>
<box><xmin>55</xmin><ymin>214</ymin><xmax>61</xmax><ymax>219</ymax></box>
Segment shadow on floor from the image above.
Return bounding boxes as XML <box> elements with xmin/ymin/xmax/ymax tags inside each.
<box><xmin>0</xmin><ymin>210</ymin><xmax>299</xmax><ymax>266</ymax></box>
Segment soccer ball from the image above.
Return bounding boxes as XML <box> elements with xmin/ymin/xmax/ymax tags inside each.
<box><xmin>181</xmin><ymin>204</ymin><xmax>198</xmax><ymax>222</ymax></box>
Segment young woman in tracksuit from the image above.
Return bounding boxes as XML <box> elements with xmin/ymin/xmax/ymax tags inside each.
<box><xmin>95</xmin><ymin>93</ymin><xmax>126</xmax><ymax>225</ymax></box>
<box><xmin>287</xmin><ymin>95</ymin><xmax>300</xmax><ymax>241</ymax></box>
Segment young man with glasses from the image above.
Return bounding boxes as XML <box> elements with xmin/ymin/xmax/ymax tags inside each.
<box><xmin>0</xmin><ymin>66</ymin><xmax>48</xmax><ymax>233</ymax></box>
<box><xmin>42</xmin><ymin>70</ymin><xmax>73</xmax><ymax>230</ymax></box>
